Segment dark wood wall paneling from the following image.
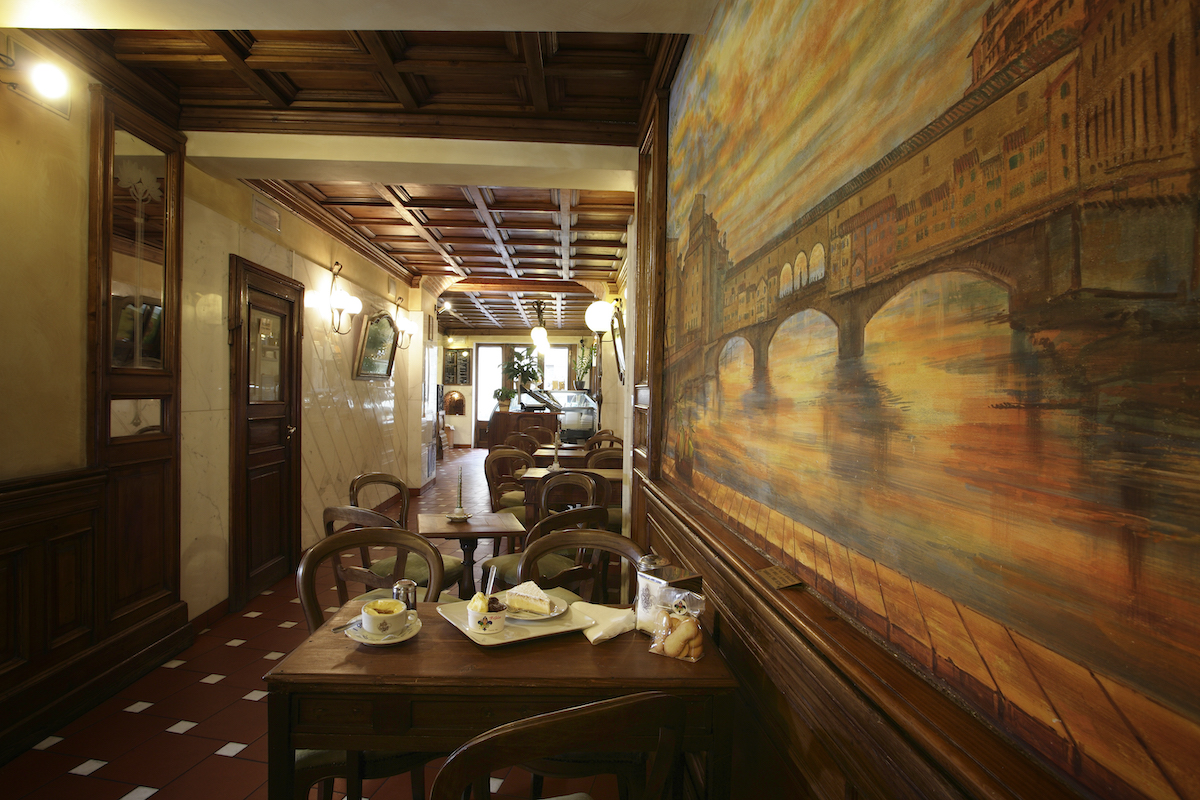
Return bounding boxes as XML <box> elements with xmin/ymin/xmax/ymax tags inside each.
<box><xmin>0</xmin><ymin>86</ymin><xmax>193</xmax><ymax>764</ymax></box>
<box><xmin>0</xmin><ymin>471</ymin><xmax>191</xmax><ymax>764</ymax></box>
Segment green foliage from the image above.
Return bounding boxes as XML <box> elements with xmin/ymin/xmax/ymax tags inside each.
<box><xmin>574</xmin><ymin>339</ymin><xmax>594</xmax><ymax>382</ymax></box>
<box><xmin>502</xmin><ymin>349</ymin><xmax>541</xmax><ymax>387</ymax></box>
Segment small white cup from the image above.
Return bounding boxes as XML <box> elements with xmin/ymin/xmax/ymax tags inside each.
<box><xmin>361</xmin><ymin>598</ymin><xmax>417</xmax><ymax>636</ymax></box>
<box><xmin>467</xmin><ymin>605</ymin><xmax>506</xmax><ymax>635</ymax></box>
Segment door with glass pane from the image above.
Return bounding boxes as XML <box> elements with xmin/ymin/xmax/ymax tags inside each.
<box><xmin>229</xmin><ymin>256</ymin><xmax>304</xmax><ymax>610</ymax></box>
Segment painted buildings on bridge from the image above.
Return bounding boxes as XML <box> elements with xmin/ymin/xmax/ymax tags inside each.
<box><xmin>668</xmin><ymin>0</ymin><xmax>1197</xmax><ymax>348</ymax></box>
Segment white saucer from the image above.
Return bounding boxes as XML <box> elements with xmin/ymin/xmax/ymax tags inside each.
<box><xmin>343</xmin><ymin>616</ymin><xmax>422</xmax><ymax>646</ymax></box>
<box><xmin>445</xmin><ymin>511</ymin><xmax>472</xmax><ymax>522</ymax></box>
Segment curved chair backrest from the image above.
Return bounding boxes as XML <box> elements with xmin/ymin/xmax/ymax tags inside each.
<box><xmin>348</xmin><ymin>472</ymin><xmax>410</xmax><ymax>528</ymax></box>
<box><xmin>522</xmin><ymin>426</ymin><xmax>556</xmax><ymax>445</ymax></box>
<box><xmin>523</xmin><ymin>505</ymin><xmax>609</xmax><ymax>550</ymax></box>
<box><xmin>429</xmin><ymin>692</ymin><xmax>686</xmax><ymax>800</ymax></box>
<box><xmin>585</xmin><ymin>448</ymin><xmax>623</xmax><ymax>469</ymax></box>
<box><xmin>297</xmin><ymin>526</ymin><xmax>444</xmax><ymax>633</ymax></box>
<box><xmin>533</xmin><ymin>471</ymin><xmax>609</xmax><ymax>522</ymax></box>
<box><xmin>504</xmin><ymin>432</ymin><xmax>540</xmax><ymax>454</ymax></box>
<box><xmin>517</xmin><ymin>528</ymin><xmax>646</xmax><ymax>603</ymax></box>
<box><xmin>595</xmin><ymin>429</ymin><xmax>614</xmax><ymax>437</ymax></box>
<box><xmin>484</xmin><ymin>448</ymin><xmax>535</xmax><ymax>511</ymax></box>
<box><xmin>585</xmin><ymin>433</ymin><xmax>623</xmax><ymax>450</ymax></box>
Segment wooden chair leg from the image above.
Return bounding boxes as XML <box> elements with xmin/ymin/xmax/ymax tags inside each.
<box><xmin>345</xmin><ymin>751</ymin><xmax>364</xmax><ymax>800</ymax></box>
<box><xmin>316</xmin><ymin>777</ymin><xmax>335</xmax><ymax>800</ymax></box>
<box><xmin>530</xmin><ymin>773</ymin><xmax>544</xmax><ymax>799</ymax></box>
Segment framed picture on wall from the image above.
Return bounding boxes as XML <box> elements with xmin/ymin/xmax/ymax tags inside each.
<box><xmin>353</xmin><ymin>312</ymin><xmax>399</xmax><ymax>379</ymax></box>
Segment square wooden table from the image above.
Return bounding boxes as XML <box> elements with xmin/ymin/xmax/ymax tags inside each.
<box><xmin>532</xmin><ymin>448</ymin><xmax>590</xmax><ymax>468</ymax></box>
<box><xmin>417</xmin><ymin>512</ymin><xmax>526</xmax><ymax>596</ymax></box>
<box><xmin>265</xmin><ymin>601</ymin><xmax>736</xmax><ymax>800</ymax></box>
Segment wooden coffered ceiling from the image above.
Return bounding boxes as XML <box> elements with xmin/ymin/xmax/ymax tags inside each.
<box><xmin>31</xmin><ymin>28</ymin><xmax>683</xmax><ymax>145</ymax></box>
<box><xmin>28</xmin><ymin>27</ymin><xmax>685</xmax><ymax>332</ymax></box>
<box><xmin>248</xmin><ymin>177</ymin><xmax>632</xmax><ymax>331</ymax></box>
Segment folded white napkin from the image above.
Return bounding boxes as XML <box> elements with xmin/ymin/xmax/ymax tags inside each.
<box><xmin>572</xmin><ymin>602</ymin><xmax>636</xmax><ymax>644</ymax></box>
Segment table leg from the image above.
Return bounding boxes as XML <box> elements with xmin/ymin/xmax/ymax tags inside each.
<box><xmin>267</xmin><ymin>691</ymin><xmax>293</xmax><ymax>800</ymax></box>
<box><xmin>460</xmin><ymin>536</ymin><xmax>478</xmax><ymax>596</ymax></box>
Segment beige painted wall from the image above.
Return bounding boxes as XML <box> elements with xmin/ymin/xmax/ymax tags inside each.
<box><xmin>0</xmin><ymin>30</ymin><xmax>91</xmax><ymax>481</ymax></box>
<box><xmin>181</xmin><ymin>166</ymin><xmax>422</xmax><ymax>618</ymax></box>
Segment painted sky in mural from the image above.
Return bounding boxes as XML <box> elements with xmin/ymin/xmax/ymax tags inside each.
<box><xmin>668</xmin><ymin>0</ymin><xmax>985</xmax><ymax>261</ymax></box>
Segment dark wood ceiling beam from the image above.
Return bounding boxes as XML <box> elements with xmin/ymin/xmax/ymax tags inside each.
<box><xmin>196</xmin><ymin>31</ymin><xmax>294</xmax><ymax>108</ymax></box>
<box><xmin>558</xmin><ymin>190</ymin><xmax>574</xmax><ymax>280</ymax></box>
<box><xmin>179</xmin><ymin>107</ymin><xmax>639</xmax><ymax>146</ymax></box>
<box><xmin>464</xmin><ymin>185</ymin><xmax>520</xmax><ymax>279</ymax></box>
<box><xmin>113</xmin><ymin>53</ymin><xmax>229</xmax><ymax>68</ymax></box>
<box><xmin>371</xmin><ymin>183</ymin><xmax>466</xmax><ymax>276</ymax></box>
<box><xmin>442</xmin><ymin>278</ymin><xmax>595</xmax><ymax>295</ymax></box>
<box><xmin>356</xmin><ymin>30</ymin><xmax>419</xmax><ymax>110</ymax></box>
<box><xmin>245</xmin><ymin>179</ymin><xmax>418</xmax><ymax>285</ymax></box>
<box><xmin>521</xmin><ymin>33</ymin><xmax>550</xmax><ymax>114</ymax></box>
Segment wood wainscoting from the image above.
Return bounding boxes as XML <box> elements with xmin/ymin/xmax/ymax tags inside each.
<box><xmin>0</xmin><ymin>469</ymin><xmax>192</xmax><ymax>764</ymax></box>
<box><xmin>633</xmin><ymin>473</ymin><xmax>1085</xmax><ymax>800</ymax></box>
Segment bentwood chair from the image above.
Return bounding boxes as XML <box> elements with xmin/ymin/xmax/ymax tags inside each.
<box><xmin>480</xmin><ymin>504</ymin><xmax>610</xmax><ymax>588</ymax></box>
<box><xmin>532</xmin><ymin>470</ymin><xmax>609</xmax><ymax>524</ymax></box>
<box><xmin>523</xmin><ymin>425</ymin><xmax>557</xmax><ymax>445</ymax></box>
<box><xmin>504</xmin><ymin>431</ymin><xmax>541</xmax><ymax>455</ymax></box>
<box><xmin>296</xmin><ymin>527</ymin><xmax>446</xmax><ymax>800</ymax></box>
<box><xmin>518</xmin><ymin>529</ymin><xmax>646</xmax><ymax>606</ymax></box>
<box><xmin>585</xmin><ymin>433</ymin><xmax>623</xmax><ymax>450</ymax></box>
<box><xmin>485</xmin><ymin>447</ymin><xmax>535</xmax><ymax>518</ymax></box>
<box><xmin>585</xmin><ymin>448</ymin><xmax>623</xmax><ymax>468</ymax></box>
<box><xmin>348</xmin><ymin>471</ymin><xmax>410</xmax><ymax>528</ymax></box>
<box><xmin>429</xmin><ymin>692</ymin><xmax>686</xmax><ymax>800</ymax></box>
<box><xmin>323</xmin><ymin>506</ymin><xmax>463</xmax><ymax>601</ymax></box>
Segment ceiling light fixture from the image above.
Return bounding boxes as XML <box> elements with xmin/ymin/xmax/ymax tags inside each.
<box><xmin>328</xmin><ymin>262</ymin><xmax>362</xmax><ymax>335</ymax></box>
<box><xmin>530</xmin><ymin>300</ymin><xmax>549</xmax><ymax>349</ymax></box>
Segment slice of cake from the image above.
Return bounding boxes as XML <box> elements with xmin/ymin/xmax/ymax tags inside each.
<box><xmin>507</xmin><ymin>581</ymin><xmax>553</xmax><ymax>615</ymax></box>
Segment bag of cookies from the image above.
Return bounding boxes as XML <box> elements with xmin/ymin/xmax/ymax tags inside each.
<box><xmin>647</xmin><ymin>587</ymin><xmax>706</xmax><ymax>662</ymax></box>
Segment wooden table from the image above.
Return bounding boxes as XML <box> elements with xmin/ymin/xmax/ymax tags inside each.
<box><xmin>532</xmin><ymin>448</ymin><xmax>590</xmax><ymax>468</ymax></box>
<box><xmin>417</xmin><ymin>512</ymin><xmax>526</xmax><ymax>596</ymax></box>
<box><xmin>520</xmin><ymin>467</ymin><xmax>625</xmax><ymax>521</ymax></box>
<box><xmin>265</xmin><ymin>601</ymin><xmax>736</xmax><ymax>800</ymax></box>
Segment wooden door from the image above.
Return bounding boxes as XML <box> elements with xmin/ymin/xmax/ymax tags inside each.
<box><xmin>229</xmin><ymin>256</ymin><xmax>304</xmax><ymax>611</ymax></box>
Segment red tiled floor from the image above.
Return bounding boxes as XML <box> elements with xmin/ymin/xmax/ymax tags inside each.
<box><xmin>151</xmin><ymin>753</ymin><xmax>267</xmax><ymax>800</ymax></box>
<box><xmin>186</xmin><ymin>698</ymin><xmax>268</xmax><ymax>744</ymax></box>
<box><xmin>28</xmin><ymin>772</ymin><xmax>143</xmax><ymax>800</ymax></box>
<box><xmin>94</xmin><ymin>731</ymin><xmax>221</xmax><ymax>788</ymax></box>
<box><xmin>48</xmin><ymin>708</ymin><xmax>172</xmax><ymax>761</ymax></box>
<box><xmin>6</xmin><ymin>450</ymin><xmax>621</xmax><ymax>800</ymax></box>
<box><xmin>141</xmin><ymin>681</ymin><xmax>249</xmax><ymax>723</ymax></box>
<box><xmin>118</xmin><ymin>664</ymin><xmax>207</xmax><ymax>702</ymax></box>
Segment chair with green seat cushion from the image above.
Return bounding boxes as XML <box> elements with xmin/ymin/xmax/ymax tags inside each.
<box><xmin>532</xmin><ymin>470</ymin><xmax>608</xmax><ymax>524</ymax></box>
<box><xmin>322</xmin><ymin>506</ymin><xmax>464</xmax><ymax>601</ymax></box>
<box><xmin>480</xmin><ymin>505</ymin><xmax>609</xmax><ymax>587</ymax></box>
<box><xmin>517</xmin><ymin>528</ymin><xmax>646</xmax><ymax>605</ymax></box>
<box><xmin>296</xmin><ymin>526</ymin><xmax>447</xmax><ymax>800</ymax></box>
<box><xmin>504</xmin><ymin>431</ymin><xmax>540</xmax><ymax>454</ymax></box>
<box><xmin>485</xmin><ymin>448</ymin><xmax>534</xmax><ymax>512</ymax></box>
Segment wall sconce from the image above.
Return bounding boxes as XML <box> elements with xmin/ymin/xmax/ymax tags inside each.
<box><xmin>393</xmin><ymin>301</ymin><xmax>416</xmax><ymax>350</ymax></box>
<box><xmin>1</xmin><ymin>49</ymin><xmax>69</xmax><ymax>99</ymax></box>
<box><xmin>585</xmin><ymin>299</ymin><xmax>615</xmax><ymax>334</ymax></box>
<box><xmin>329</xmin><ymin>262</ymin><xmax>362</xmax><ymax>334</ymax></box>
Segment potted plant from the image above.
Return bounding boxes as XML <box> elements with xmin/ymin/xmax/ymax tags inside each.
<box><xmin>492</xmin><ymin>387</ymin><xmax>517</xmax><ymax>405</ymax></box>
<box><xmin>502</xmin><ymin>349</ymin><xmax>542</xmax><ymax>393</ymax></box>
<box><xmin>573</xmin><ymin>339</ymin><xmax>594</xmax><ymax>390</ymax></box>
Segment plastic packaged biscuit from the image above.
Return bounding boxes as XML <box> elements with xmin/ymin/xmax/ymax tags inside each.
<box><xmin>647</xmin><ymin>587</ymin><xmax>706</xmax><ymax>662</ymax></box>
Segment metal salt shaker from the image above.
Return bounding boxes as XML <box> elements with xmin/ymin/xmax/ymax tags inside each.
<box><xmin>392</xmin><ymin>579</ymin><xmax>418</xmax><ymax>610</ymax></box>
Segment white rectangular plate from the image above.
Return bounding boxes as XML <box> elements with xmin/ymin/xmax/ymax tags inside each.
<box><xmin>438</xmin><ymin>601</ymin><xmax>594</xmax><ymax>647</ymax></box>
